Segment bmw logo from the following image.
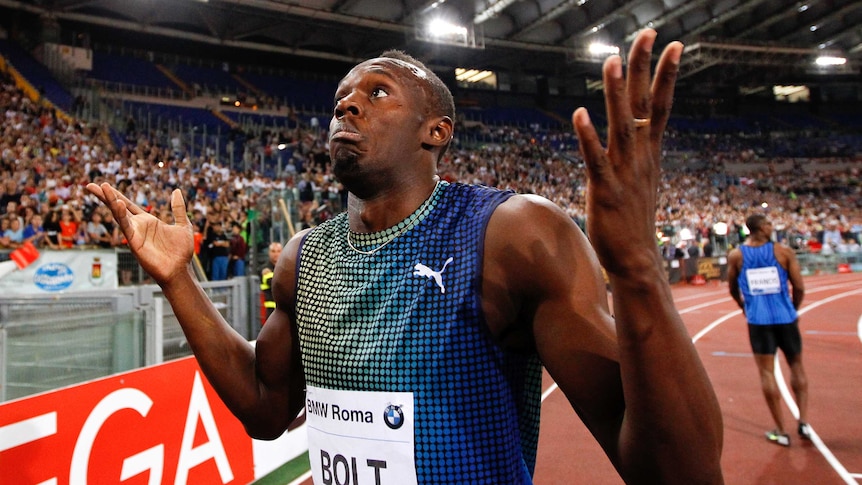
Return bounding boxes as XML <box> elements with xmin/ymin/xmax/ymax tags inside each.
<box><xmin>383</xmin><ymin>404</ymin><xmax>404</xmax><ymax>430</ymax></box>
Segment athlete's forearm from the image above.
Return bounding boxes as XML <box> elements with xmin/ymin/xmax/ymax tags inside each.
<box><xmin>610</xmin><ymin>271</ymin><xmax>724</xmax><ymax>484</ymax></box>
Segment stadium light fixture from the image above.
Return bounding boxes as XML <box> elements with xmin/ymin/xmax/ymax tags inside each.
<box><xmin>427</xmin><ymin>18</ymin><xmax>468</xmax><ymax>40</ymax></box>
<box><xmin>815</xmin><ymin>56</ymin><xmax>847</xmax><ymax>66</ymax></box>
<box><xmin>416</xmin><ymin>16</ymin><xmax>482</xmax><ymax>48</ymax></box>
<box><xmin>456</xmin><ymin>68</ymin><xmax>479</xmax><ymax>81</ymax></box>
<box><xmin>588</xmin><ymin>42</ymin><xmax>619</xmax><ymax>56</ymax></box>
<box><xmin>465</xmin><ymin>71</ymin><xmax>493</xmax><ymax>83</ymax></box>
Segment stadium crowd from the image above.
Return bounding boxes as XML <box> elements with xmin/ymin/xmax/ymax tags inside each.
<box><xmin>2</xmin><ymin>66</ymin><xmax>861</xmax><ymax>281</ymax></box>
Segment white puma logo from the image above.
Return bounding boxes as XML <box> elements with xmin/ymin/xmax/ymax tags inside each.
<box><xmin>413</xmin><ymin>257</ymin><xmax>454</xmax><ymax>294</ymax></box>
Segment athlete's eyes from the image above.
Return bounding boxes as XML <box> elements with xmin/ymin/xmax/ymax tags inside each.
<box><xmin>371</xmin><ymin>87</ymin><xmax>389</xmax><ymax>98</ymax></box>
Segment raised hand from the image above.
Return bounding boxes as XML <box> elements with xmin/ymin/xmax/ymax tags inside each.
<box><xmin>574</xmin><ymin>29</ymin><xmax>682</xmax><ymax>277</ymax></box>
<box><xmin>86</xmin><ymin>183</ymin><xmax>194</xmax><ymax>285</ymax></box>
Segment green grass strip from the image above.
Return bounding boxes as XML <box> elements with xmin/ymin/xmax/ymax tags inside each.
<box><xmin>251</xmin><ymin>451</ymin><xmax>311</xmax><ymax>485</ymax></box>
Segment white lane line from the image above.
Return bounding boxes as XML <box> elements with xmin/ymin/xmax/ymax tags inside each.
<box><xmin>287</xmin><ymin>470</ymin><xmax>313</xmax><ymax>485</ymax></box>
<box><xmin>858</xmin><ymin>311</ymin><xmax>862</xmax><ymax>345</ymax></box>
<box><xmin>774</xmin><ymin>288</ymin><xmax>862</xmax><ymax>485</ymax></box>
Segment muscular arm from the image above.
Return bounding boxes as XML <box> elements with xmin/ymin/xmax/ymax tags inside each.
<box><xmin>483</xmin><ymin>195</ymin><xmax>624</xmax><ymax>451</ymax></box>
<box><xmin>512</xmin><ymin>29</ymin><xmax>722</xmax><ymax>483</ymax></box>
<box><xmin>87</xmin><ymin>183</ymin><xmax>304</xmax><ymax>440</ymax></box>
<box><xmin>487</xmin><ymin>194</ymin><xmax>722</xmax><ymax>483</ymax></box>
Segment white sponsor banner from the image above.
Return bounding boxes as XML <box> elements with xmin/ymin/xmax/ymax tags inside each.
<box><xmin>0</xmin><ymin>356</ymin><xmax>307</xmax><ymax>484</ymax></box>
<box><xmin>0</xmin><ymin>250</ymin><xmax>118</xmax><ymax>293</ymax></box>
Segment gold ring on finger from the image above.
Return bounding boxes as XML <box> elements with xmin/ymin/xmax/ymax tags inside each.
<box><xmin>633</xmin><ymin>117</ymin><xmax>651</xmax><ymax>128</ymax></box>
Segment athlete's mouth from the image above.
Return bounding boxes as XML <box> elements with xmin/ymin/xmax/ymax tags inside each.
<box><xmin>329</xmin><ymin>123</ymin><xmax>362</xmax><ymax>144</ymax></box>
<box><xmin>330</xmin><ymin>130</ymin><xmax>362</xmax><ymax>144</ymax></box>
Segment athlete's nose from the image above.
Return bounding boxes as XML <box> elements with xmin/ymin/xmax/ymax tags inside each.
<box><xmin>334</xmin><ymin>93</ymin><xmax>361</xmax><ymax>119</ymax></box>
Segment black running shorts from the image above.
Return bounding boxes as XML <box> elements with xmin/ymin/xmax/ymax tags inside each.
<box><xmin>748</xmin><ymin>320</ymin><xmax>802</xmax><ymax>356</ymax></box>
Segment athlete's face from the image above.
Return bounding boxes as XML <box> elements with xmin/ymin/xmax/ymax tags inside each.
<box><xmin>328</xmin><ymin>59</ymin><xmax>430</xmax><ymax>184</ymax></box>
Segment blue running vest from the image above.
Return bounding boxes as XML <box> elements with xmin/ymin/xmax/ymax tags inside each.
<box><xmin>295</xmin><ymin>181</ymin><xmax>542</xmax><ymax>484</ymax></box>
<box><xmin>737</xmin><ymin>242</ymin><xmax>798</xmax><ymax>325</ymax></box>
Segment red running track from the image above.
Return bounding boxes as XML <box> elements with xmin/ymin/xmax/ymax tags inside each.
<box><xmin>535</xmin><ymin>272</ymin><xmax>862</xmax><ymax>484</ymax></box>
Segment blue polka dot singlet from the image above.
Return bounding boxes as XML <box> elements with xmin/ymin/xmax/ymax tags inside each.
<box><xmin>295</xmin><ymin>181</ymin><xmax>543</xmax><ymax>484</ymax></box>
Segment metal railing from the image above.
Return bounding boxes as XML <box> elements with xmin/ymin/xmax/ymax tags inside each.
<box><xmin>0</xmin><ymin>276</ymin><xmax>256</xmax><ymax>403</ymax></box>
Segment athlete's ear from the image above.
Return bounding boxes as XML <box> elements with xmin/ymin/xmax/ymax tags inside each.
<box><xmin>423</xmin><ymin>116</ymin><xmax>453</xmax><ymax>148</ymax></box>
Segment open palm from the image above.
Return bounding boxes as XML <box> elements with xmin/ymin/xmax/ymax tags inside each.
<box><xmin>87</xmin><ymin>183</ymin><xmax>194</xmax><ymax>284</ymax></box>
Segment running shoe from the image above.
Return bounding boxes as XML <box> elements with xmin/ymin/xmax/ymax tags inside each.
<box><xmin>798</xmin><ymin>422</ymin><xmax>812</xmax><ymax>440</ymax></box>
<box><xmin>765</xmin><ymin>430</ymin><xmax>790</xmax><ymax>447</ymax></box>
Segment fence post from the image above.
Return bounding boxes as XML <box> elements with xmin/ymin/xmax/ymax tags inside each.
<box><xmin>0</xmin><ymin>328</ymin><xmax>6</xmax><ymax>402</ymax></box>
<box><xmin>145</xmin><ymin>298</ymin><xmax>164</xmax><ymax>366</ymax></box>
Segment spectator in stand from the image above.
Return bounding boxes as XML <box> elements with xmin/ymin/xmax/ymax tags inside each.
<box><xmin>839</xmin><ymin>237</ymin><xmax>861</xmax><ymax>254</ymax></box>
<box><xmin>821</xmin><ymin>220</ymin><xmax>843</xmax><ymax>252</ymax></box>
<box><xmin>86</xmin><ymin>211</ymin><xmax>113</xmax><ymax>248</ymax></box>
<box><xmin>296</xmin><ymin>170</ymin><xmax>318</xmax><ymax>229</ymax></box>
<box><xmin>0</xmin><ymin>179</ymin><xmax>21</xmax><ymax>214</ymax></box>
<box><xmin>806</xmin><ymin>237</ymin><xmax>823</xmax><ymax>254</ymax></box>
<box><xmin>101</xmin><ymin>209</ymin><xmax>122</xmax><ymax>247</ymax></box>
<box><xmin>2</xmin><ymin>216</ymin><xmax>23</xmax><ymax>248</ymax></box>
<box><xmin>58</xmin><ymin>207</ymin><xmax>80</xmax><ymax>249</ymax></box>
<box><xmin>22</xmin><ymin>213</ymin><xmax>46</xmax><ymax>247</ymax></box>
<box><xmin>0</xmin><ymin>217</ymin><xmax>11</xmax><ymax>248</ymax></box>
<box><xmin>229</xmin><ymin>221</ymin><xmax>248</xmax><ymax>277</ymax></box>
<box><xmin>193</xmin><ymin>225</ymin><xmax>204</xmax><ymax>257</ymax></box>
<box><xmin>205</xmin><ymin>219</ymin><xmax>231</xmax><ymax>280</ymax></box>
<box><xmin>42</xmin><ymin>209</ymin><xmax>63</xmax><ymax>250</ymax></box>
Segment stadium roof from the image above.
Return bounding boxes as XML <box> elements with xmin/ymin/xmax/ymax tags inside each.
<box><xmin>2</xmin><ymin>0</ymin><xmax>861</xmax><ymax>97</ymax></box>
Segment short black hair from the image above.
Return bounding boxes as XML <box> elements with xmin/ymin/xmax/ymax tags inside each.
<box><xmin>745</xmin><ymin>213</ymin><xmax>768</xmax><ymax>234</ymax></box>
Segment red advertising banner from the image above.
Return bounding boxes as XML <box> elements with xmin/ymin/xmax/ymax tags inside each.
<box><xmin>0</xmin><ymin>357</ymin><xmax>256</xmax><ymax>484</ymax></box>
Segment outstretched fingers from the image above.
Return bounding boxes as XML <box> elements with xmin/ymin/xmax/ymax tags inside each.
<box><xmin>93</xmin><ymin>182</ymin><xmax>138</xmax><ymax>237</ymax></box>
<box><xmin>573</xmin><ymin>108</ymin><xmax>610</xmax><ymax>184</ymax></box>
<box><xmin>626</xmin><ymin>29</ymin><xmax>657</xmax><ymax>124</ymax></box>
<box><xmin>649</xmin><ymin>41</ymin><xmax>683</xmax><ymax>150</ymax></box>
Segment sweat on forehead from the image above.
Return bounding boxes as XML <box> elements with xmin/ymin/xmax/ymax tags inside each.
<box><xmin>379</xmin><ymin>58</ymin><xmax>428</xmax><ymax>79</ymax></box>
<box><xmin>349</xmin><ymin>57</ymin><xmax>429</xmax><ymax>81</ymax></box>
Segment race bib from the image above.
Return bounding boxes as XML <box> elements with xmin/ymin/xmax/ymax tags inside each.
<box><xmin>745</xmin><ymin>266</ymin><xmax>781</xmax><ymax>295</ymax></box>
<box><xmin>306</xmin><ymin>385</ymin><xmax>417</xmax><ymax>485</ymax></box>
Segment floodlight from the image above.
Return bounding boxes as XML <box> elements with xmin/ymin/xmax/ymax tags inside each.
<box><xmin>588</xmin><ymin>43</ymin><xmax>619</xmax><ymax>56</ymax></box>
<box><xmin>416</xmin><ymin>16</ymin><xmax>482</xmax><ymax>48</ymax></box>
<box><xmin>815</xmin><ymin>56</ymin><xmax>846</xmax><ymax>66</ymax></box>
<box><xmin>427</xmin><ymin>19</ymin><xmax>467</xmax><ymax>40</ymax></box>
